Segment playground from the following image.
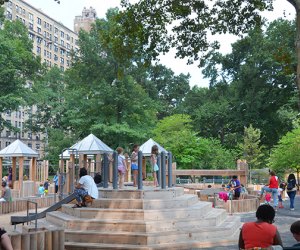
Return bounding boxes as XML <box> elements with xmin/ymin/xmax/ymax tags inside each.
<box><xmin>0</xmin><ymin>134</ymin><xmax>297</xmax><ymax>249</ymax></box>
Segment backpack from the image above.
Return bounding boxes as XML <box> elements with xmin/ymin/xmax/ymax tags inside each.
<box><xmin>287</xmin><ymin>180</ymin><xmax>294</xmax><ymax>191</ymax></box>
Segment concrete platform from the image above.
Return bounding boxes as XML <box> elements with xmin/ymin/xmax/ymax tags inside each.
<box><xmin>45</xmin><ymin>187</ymin><xmax>241</xmax><ymax>249</ymax></box>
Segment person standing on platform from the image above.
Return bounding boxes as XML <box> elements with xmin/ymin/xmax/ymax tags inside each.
<box><xmin>286</xmin><ymin>173</ymin><xmax>297</xmax><ymax>211</ymax></box>
<box><xmin>150</xmin><ymin>145</ymin><xmax>159</xmax><ymax>187</ymax></box>
<box><xmin>53</xmin><ymin>172</ymin><xmax>59</xmax><ymax>194</ymax></box>
<box><xmin>117</xmin><ymin>147</ymin><xmax>127</xmax><ymax>189</ymax></box>
<box><xmin>259</xmin><ymin>171</ymin><xmax>279</xmax><ymax>210</ymax></box>
<box><xmin>230</xmin><ymin>175</ymin><xmax>241</xmax><ymax>199</ymax></box>
<box><xmin>131</xmin><ymin>144</ymin><xmax>139</xmax><ymax>187</ymax></box>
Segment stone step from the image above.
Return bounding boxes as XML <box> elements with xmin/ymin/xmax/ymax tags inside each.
<box><xmin>64</xmin><ymin>216</ymin><xmax>241</xmax><ymax>245</ymax></box>
<box><xmin>98</xmin><ymin>187</ymin><xmax>185</xmax><ymax>200</ymax></box>
<box><xmin>46</xmin><ymin>208</ymin><xmax>227</xmax><ymax>232</ymax></box>
<box><xmin>90</xmin><ymin>194</ymin><xmax>198</xmax><ymax>210</ymax></box>
<box><xmin>61</xmin><ymin>201</ymin><xmax>212</xmax><ymax>220</ymax></box>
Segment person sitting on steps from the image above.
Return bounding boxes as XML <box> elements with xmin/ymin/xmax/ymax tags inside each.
<box><xmin>73</xmin><ymin>168</ymin><xmax>98</xmax><ymax>208</ymax></box>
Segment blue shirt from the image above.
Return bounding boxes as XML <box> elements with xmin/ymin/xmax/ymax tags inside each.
<box><xmin>232</xmin><ymin>179</ymin><xmax>241</xmax><ymax>192</ymax></box>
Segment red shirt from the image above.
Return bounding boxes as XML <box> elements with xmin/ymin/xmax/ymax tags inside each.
<box><xmin>242</xmin><ymin>222</ymin><xmax>277</xmax><ymax>248</ymax></box>
<box><xmin>269</xmin><ymin>176</ymin><xmax>279</xmax><ymax>188</ymax></box>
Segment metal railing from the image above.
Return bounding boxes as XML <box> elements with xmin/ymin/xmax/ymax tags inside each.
<box><xmin>26</xmin><ymin>200</ymin><xmax>38</xmax><ymax>230</ymax></box>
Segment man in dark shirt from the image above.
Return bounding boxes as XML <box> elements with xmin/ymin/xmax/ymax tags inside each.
<box><xmin>231</xmin><ymin>175</ymin><xmax>241</xmax><ymax>199</ymax></box>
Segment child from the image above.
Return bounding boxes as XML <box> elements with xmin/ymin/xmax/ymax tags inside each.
<box><xmin>264</xmin><ymin>191</ymin><xmax>271</xmax><ymax>205</ymax></box>
<box><xmin>290</xmin><ymin>220</ymin><xmax>300</xmax><ymax>247</ymax></box>
<box><xmin>43</xmin><ymin>179</ymin><xmax>50</xmax><ymax>196</ymax></box>
<box><xmin>278</xmin><ymin>183</ymin><xmax>284</xmax><ymax>209</ymax></box>
<box><xmin>38</xmin><ymin>183</ymin><xmax>45</xmax><ymax>197</ymax></box>
<box><xmin>150</xmin><ymin>145</ymin><xmax>159</xmax><ymax>187</ymax></box>
<box><xmin>117</xmin><ymin>147</ymin><xmax>127</xmax><ymax>189</ymax></box>
<box><xmin>130</xmin><ymin>144</ymin><xmax>139</xmax><ymax>187</ymax></box>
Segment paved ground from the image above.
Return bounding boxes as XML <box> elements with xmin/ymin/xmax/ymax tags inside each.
<box><xmin>202</xmin><ymin>196</ymin><xmax>300</xmax><ymax>249</ymax></box>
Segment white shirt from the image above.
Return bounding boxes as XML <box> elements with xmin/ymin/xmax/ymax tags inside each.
<box><xmin>79</xmin><ymin>175</ymin><xmax>98</xmax><ymax>199</ymax></box>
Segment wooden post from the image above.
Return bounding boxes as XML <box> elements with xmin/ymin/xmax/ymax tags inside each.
<box><xmin>59</xmin><ymin>230</ymin><xmax>64</xmax><ymax>250</ymax></box>
<box><xmin>30</xmin><ymin>233</ymin><xmax>38</xmax><ymax>250</ymax></box>
<box><xmin>45</xmin><ymin>230</ymin><xmax>52</xmax><ymax>250</ymax></box>
<box><xmin>19</xmin><ymin>157</ymin><xmax>24</xmax><ymax>198</ymax></box>
<box><xmin>12</xmin><ymin>156</ymin><xmax>17</xmax><ymax>189</ymax></box>
<box><xmin>11</xmin><ymin>234</ymin><xmax>22</xmax><ymax>250</ymax></box>
<box><xmin>83</xmin><ymin>154</ymin><xmax>87</xmax><ymax>169</ymax></box>
<box><xmin>37</xmin><ymin>232</ymin><xmax>45</xmax><ymax>250</ymax></box>
<box><xmin>21</xmin><ymin>233</ymin><xmax>30</xmax><ymax>250</ymax></box>
<box><xmin>52</xmin><ymin>231</ymin><xmax>59</xmax><ymax>250</ymax></box>
<box><xmin>69</xmin><ymin>154</ymin><xmax>75</xmax><ymax>193</ymax></box>
<box><xmin>95</xmin><ymin>154</ymin><xmax>101</xmax><ymax>173</ymax></box>
<box><xmin>0</xmin><ymin>157</ymin><xmax>2</xmax><ymax>184</ymax></box>
<box><xmin>142</xmin><ymin>157</ymin><xmax>146</xmax><ymax>181</ymax></box>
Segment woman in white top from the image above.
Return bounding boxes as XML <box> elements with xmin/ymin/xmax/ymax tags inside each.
<box><xmin>73</xmin><ymin>168</ymin><xmax>98</xmax><ymax>208</ymax></box>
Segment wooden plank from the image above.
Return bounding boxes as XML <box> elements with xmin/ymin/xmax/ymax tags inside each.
<box><xmin>21</xmin><ymin>233</ymin><xmax>30</xmax><ymax>250</ymax></box>
<box><xmin>45</xmin><ymin>231</ymin><xmax>52</xmax><ymax>250</ymax></box>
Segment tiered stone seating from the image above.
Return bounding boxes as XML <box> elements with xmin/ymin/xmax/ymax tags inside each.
<box><xmin>45</xmin><ymin>187</ymin><xmax>241</xmax><ymax>249</ymax></box>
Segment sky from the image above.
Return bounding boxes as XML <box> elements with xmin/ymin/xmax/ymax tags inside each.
<box><xmin>24</xmin><ymin>0</ymin><xmax>295</xmax><ymax>87</ymax></box>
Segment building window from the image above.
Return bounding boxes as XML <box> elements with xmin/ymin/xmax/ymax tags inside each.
<box><xmin>60</xmin><ymin>57</ymin><xmax>64</xmax><ymax>64</ymax></box>
<box><xmin>36</xmin><ymin>46</ymin><xmax>41</xmax><ymax>54</ymax></box>
<box><xmin>6</xmin><ymin>130</ymin><xmax>11</xmax><ymax>137</ymax></box>
<box><xmin>29</xmin><ymin>22</ymin><xmax>33</xmax><ymax>30</ymax></box>
<box><xmin>60</xmin><ymin>66</ymin><xmax>64</xmax><ymax>71</ymax></box>
<box><xmin>60</xmin><ymin>48</ymin><xmax>65</xmax><ymax>55</ymax></box>
<box><xmin>15</xmin><ymin>121</ymin><xmax>17</xmax><ymax>127</ymax></box>
<box><xmin>37</xmin><ymin>17</ymin><xmax>41</xmax><ymax>25</ymax></box>
<box><xmin>55</xmin><ymin>27</ymin><xmax>58</xmax><ymax>34</ymax></box>
<box><xmin>54</xmin><ymin>36</ymin><xmax>58</xmax><ymax>43</ymax></box>
<box><xmin>36</xmin><ymin>144</ymin><xmax>40</xmax><ymax>150</ymax></box>
<box><xmin>5</xmin><ymin>142</ymin><xmax>10</xmax><ymax>147</ymax></box>
<box><xmin>22</xmin><ymin>9</ymin><xmax>25</xmax><ymax>15</ymax></box>
<box><xmin>67</xmin><ymin>60</ymin><xmax>70</xmax><ymax>67</ymax></box>
<box><xmin>29</xmin><ymin>13</ymin><xmax>33</xmax><ymax>21</ymax></box>
<box><xmin>28</xmin><ymin>143</ymin><xmax>32</xmax><ymax>149</ymax></box>
<box><xmin>37</xmin><ymin>37</ymin><xmax>42</xmax><ymax>44</ymax></box>
<box><xmin>44</xmin><ymin>31</ymin><xmax>46</xmax><ymax>37</ymax></box>
<box><xmin>6</xmin><ymin>11</ymin><xmax>12</xmax><ymax>20</ymax></box>
<box><xmin>44</xmin><ymin>21</ymin><xmax>47</xmax><ymax>28</ymax></box>
<box><xmin>61</xmin><ymin>40</ymin><xmax>64</xmax><ymax>46</ymax></box>
<box><xmin>54</xmin><ymin>45</ymin><xmax>58</xmax><ymax>52</ymax></box>
<box><xmin>49</xmin><ymin>24</ymin><xmax>52</xmax><ymax>31</ymax></box>
<box><xmin>71</xmin><ymin>37</ymin><xmax>73</xmax><ymax>43</ymax></box>
<box><xmin>54</xmin><ymin>54</ymin><xmax>58</xmax><ymax>61</ymax></box>
<box><xmin>66</xmin><ymin>43</ymin><xmax>70</xmax><ymax>49</ymax></box>
<box><xmin>37</xmin><ymin>27</ymin><xmax>41</xmax><ymax>33</ymax></box>
<box><xmin>60</xmin><ymin>31</ymin><xmax>64</xmax><ymax>38</ymax></box>
<box><xmin>66</xmin><ymin>34</ymin><xmax>70</xmax><ymax>41</ymax></box>
<box><xmin>44</xmin><ymin>50</ymin><xmax>47</xmax><ymax>56</ymax></box>
<box><xmin>5</xmin><ymin>110</ymin><xmax>11</xmax><ymax>116</ymax></box>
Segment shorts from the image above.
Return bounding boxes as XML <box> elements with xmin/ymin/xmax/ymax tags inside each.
<box><xmin>44</xmin><ymin>190</ymin><xmax>48</xmax><ymax>194</ymax></box>
<box><xmin>131</xmin><ymin>163</ymin><xmax>138</xmax><ymax>170</ymax></box>
<box><xmin>278</xmin><ymin>194</ymin><xmax>282</xmax><ymax>202</ymax></box>
<box><xmin>153</xmin><ymin>164</ymin><xmax>159</xmax><ymax>172</ymax></box>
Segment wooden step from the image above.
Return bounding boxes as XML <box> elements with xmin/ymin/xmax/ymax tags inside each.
<box><xmin>61</xmin><ymin>201</ymin><xmax>212</xmax><ymax>220</ymax></box>
<box><xmin>46</xmin><ymin>208</ymin><xmax>227</xmax><ymax>232</ymax></box>
<box><xmin>98</xmin><ymin>187</ymin><xmax>185</xmax><ymax>200</ymax></box>
<box><xmin>90</xmin><ymin>194</ymin><xmax>199</xmax><ymax>210</ymax></box>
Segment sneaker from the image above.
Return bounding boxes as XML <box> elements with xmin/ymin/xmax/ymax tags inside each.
<box><xmin>291</xmin><ymin>208</ymin><xmax>295</xmax><ymax>211</ymax></box>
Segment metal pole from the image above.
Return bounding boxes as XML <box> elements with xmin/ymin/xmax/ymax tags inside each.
<box><xmin>113</xmin><ymin>151</ymin><xmax>118</xmax><ymax>189</ymax></box>
<box><xmin>161</xmin><ymin>152</ymin><xmax>166</xmax><ymax>189</ymax></box>
<box><xmin>157</xmin><ymin>155</ymin><xmax>161</xmax><ymax>186</ymax></box>
<box><xmin>103</xmin><ymin>153</ymin><xmax>108</xmax><ymax>188</ymax></box>
<box><xmin>138</xmin><ymin>151</ymin><xmax>143</xmax><ymax>190</ymax></box>
<box><xmin>168</xmin><ymin>152</ymin><xmax>172</xmax><ymax>187</ymax></box>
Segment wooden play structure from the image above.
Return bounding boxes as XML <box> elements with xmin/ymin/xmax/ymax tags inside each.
<box><xmin>0</xmin><ymin>139</ymin><xmax>49</xmax><ymax>197</ymax></box>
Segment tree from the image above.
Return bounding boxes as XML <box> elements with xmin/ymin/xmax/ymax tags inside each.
<box><xmin>269</xmin><ymin>127</ymin><xmax>300</xmax><ymax>183</ymax></box>
<box><xmin>152</xmin><ymin>114</ymin><xmax>237</xmax><ymax>169</ymax></box>
<box><xmin>0</xmin><ymin>19</ymin><xmax>40</xmax><ymax>130</ymax></box>
<box><xmin>239</xmin><ymin>125</ymin><xmax>265</xmax><ymax>171</ymax></box>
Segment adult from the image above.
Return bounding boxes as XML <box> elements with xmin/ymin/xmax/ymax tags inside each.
<box><xmin>0</xmin><ymin>182</ymin><xmax>11</xmax><ymax>202</ymax></box>
<box><xmin>0</xmin><ymin>228</ymin><xmax>13</xmax><ymax>250</ymax></box>
<box><xmin>130</xmin><ymin>144</ymin><xmax>139</xmax><ymax>187</ymax></box>
<box><xmin>286</xmin><ymin>173</ymin><xmax>297</xmax><ymax>211</ymax></box>
<box><xmin>73</xmin><ymin>168</ymin><xmax>98</xmax><ymax>208</ymax></box>
<box><xmin>230</xmin><ymin>175</ymin><xmax>241</xmax><ymax>199</ymax></box>
<box><xmin>53</xmin><ymin>172</ymin><xmax>59</xmax><ymax>194</ymax></box>
<box><xmin>238</xmin><ymin>204</ymin><xmax>283</xmax><ymax>249</ymax></box>
<box><xmin>260</xmin><ymin>171</ymin><xmax>279</xmax><ymax>210</ymax></box>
